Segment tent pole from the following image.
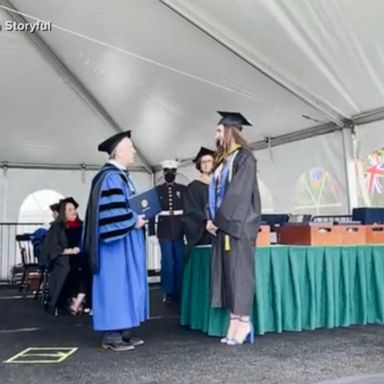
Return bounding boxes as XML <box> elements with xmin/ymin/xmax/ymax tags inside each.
<box><xmin>341</xmin><ymin>127</ymin><xmax>358</xmax><ymax>213</ymax></box>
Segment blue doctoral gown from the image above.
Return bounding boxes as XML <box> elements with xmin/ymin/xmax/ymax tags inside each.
<box><xmin>90</xmin><ymin>165</ymin><xmax>149</xmax><ymax>331</ymax></box>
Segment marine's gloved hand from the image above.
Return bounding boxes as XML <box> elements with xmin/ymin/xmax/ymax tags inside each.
<box><xmin>148</xmin><ymin>235</ymin><xmax>159</xmax><ymax>245</ymax></box>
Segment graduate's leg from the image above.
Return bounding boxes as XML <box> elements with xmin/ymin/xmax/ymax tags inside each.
<box><xmin>229</xmin><ymin>240</ymin><xmax>255</xmax><ymax>345</ymax></box>
<box><xmin>159</xmin><ymin>240</ymin><xmax>174</xmax><ymax>298</ymax></box>
<box><xmin>222</xmin><ymin>237</ymin><xmax>242</xmax><ymax>341</ymax></box>
<box><xmin>173</xmin><ymin>239</ymin><xmax>185</xmax><ymax>298</ymax></box>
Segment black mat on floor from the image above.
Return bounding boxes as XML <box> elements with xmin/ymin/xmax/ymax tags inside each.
<box><xmin>1</xmin><ymin>287</ymin><xmax>384</xmax><ymax>384</ymax></box>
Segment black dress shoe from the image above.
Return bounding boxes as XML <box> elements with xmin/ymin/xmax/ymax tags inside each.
<box><xmin>67</xmin><ymin>307</ymin><xmax>78</xmax><ymax>316</ymax></box>
<box><xmin>162</xmin><ymin>294</ymin><xmax>174</xmax><ymax>304</ymax></box>
<box><xmin>45</xmin><ymin>306</ymin><xmax>59</xmax><ymax>316</ymax></box>
<box><xmin>172</xmin><ymin>294</ymin><xmax>181</xmax><ymax>303</ymax></box>
<box><xmin>101</xmin><ymin>340</ymin><xmax>135</xmax><ymax>352</ymax></box>
<box><xmin>121</xmin><ymin>336</ymin><xmax>144</xmax><ymax>347</ymax></box>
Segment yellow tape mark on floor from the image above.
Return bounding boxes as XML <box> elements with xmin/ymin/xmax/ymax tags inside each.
<box><xmin>4</xmin><ymin>347</ymin><xmax>78</xmax><ymax>364</ymax></box>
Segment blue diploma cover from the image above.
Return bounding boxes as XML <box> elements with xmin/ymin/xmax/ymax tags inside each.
<box><xmin>128</xmin><ymin>188</ymin><xmax>161</xmax><ymax>219</ymax></box>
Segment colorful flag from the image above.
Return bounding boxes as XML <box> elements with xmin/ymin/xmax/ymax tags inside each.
<box><xmin>365</xmin><ymin>154</ymin><xmax>384</xmax><ymax>194</ymax></box>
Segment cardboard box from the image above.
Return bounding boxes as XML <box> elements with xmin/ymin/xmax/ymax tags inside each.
<box><xmin>337</xmin><ymin>225</ymin><xmax>366</xmax><ymax>245</ymax></box>
<box><xmin>278</xmin><ymin>224</ymin><xmax>341</xmax><ymax>245</ymax></box>
<box><xmin>256</xmin><ymin>225</ymin><xmax>270</xmax><ymax>247</ymax></box>
<box><xmin>365</xmin><ymin>225</ymin><xmax>384</xmax><ymax>244</ymax></box>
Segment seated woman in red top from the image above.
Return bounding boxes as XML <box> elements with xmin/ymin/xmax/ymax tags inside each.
<box><xmin>42</xmin><ymin>197</ymin><xmax>90</xmax><ymax>315</ymax></box>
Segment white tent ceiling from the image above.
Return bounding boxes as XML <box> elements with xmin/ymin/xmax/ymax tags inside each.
<box><xmin>1</xmin><ymin>0</ymin><xmax>384</xmax><ymax>170</ymax></box>
<box><xmin>0</xmin><ymin>9</ymin><xmax>120</xmax><ymax>167</ymax></box>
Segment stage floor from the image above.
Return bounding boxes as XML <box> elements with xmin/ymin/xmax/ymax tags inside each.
<box><xmin>1</xmin><ymin>286</ymin><xmax>384</xmax><ymax>384</ymax></box>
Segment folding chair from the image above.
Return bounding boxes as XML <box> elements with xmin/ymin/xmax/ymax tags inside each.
<box><xmin>36</xmin><ymin>268</ymin><xmax>50</xmax><ymax>305</ymax></box>
<box><xmin>15</xmin><ymin>234</ymin><xmax>40</xmax><ymax>296</ymax></box>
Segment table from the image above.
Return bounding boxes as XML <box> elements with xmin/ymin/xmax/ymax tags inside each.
<box><xmin>180</xmin><ymin>245</ymin><xmax>384</xmax><ymax>336</ymax></box>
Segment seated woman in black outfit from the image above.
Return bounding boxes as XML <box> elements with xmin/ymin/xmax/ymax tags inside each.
<box><xmin>43</xmin><ymin>197</ymin><xmax>90</xmax><ymax>315</ymax></box>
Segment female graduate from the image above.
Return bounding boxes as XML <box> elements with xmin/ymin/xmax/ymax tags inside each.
<box><xmin>206</xmin><ymin>112</ymin><xmax>261</xmax><ymax>346</ymax></box>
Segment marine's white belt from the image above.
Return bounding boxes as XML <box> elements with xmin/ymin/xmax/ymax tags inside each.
<box><xmin>159</xmin><ymin>210</ymin><xmax>183</xmax><ymax>216</ymax></box>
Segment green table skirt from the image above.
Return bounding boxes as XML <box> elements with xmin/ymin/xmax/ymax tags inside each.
<box><xmin>180</xmin><ymin>245</ymin><xmax>384</xmax><ymax>337</ymax></box>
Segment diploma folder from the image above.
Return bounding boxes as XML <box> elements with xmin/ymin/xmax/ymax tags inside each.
<box><xmin>128</xmin><ymin>188</ymin><xmax>162</xmax><ymax>219</ymax></box>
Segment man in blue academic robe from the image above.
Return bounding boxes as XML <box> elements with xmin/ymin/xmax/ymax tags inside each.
<box><xmin>83</xmin><ymin>130</ymin><xmax>148</xmax><ymax>351</ymax></box>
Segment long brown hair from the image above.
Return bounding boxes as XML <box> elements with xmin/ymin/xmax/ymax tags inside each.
<box><xmin>57</xmin><ymin>199</ymin><xmax>80</xmax><ymax>224</ymax></box>
<box><xmin>215</xmin><ymin>125</ymin><xmax>249</xmax><ymax>166</ymax></box>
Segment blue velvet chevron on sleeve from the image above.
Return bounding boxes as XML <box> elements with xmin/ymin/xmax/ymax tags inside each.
<box><xmin>98</xmin><ymin>173</ymin><xmax>137</xmax><ymax>242</ymax></box>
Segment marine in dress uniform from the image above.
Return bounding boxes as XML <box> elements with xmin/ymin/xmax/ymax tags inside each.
<box><xmin>149</xmin><ymin>160</ymin><xmax>186</xmax><ymax>303</ymax></box>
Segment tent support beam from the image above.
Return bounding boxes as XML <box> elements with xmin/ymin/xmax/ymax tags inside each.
<box><xmin>1</xmin><ymin>162</ymin><xmax>147</xmax><ymax>173</ymax></box>
<box><xmin>158</xmin><ymin>0</ymin><xmax>346</xmax><ymax>127</ymax></box>
<box><xmin>0</xmin><ymin>0</ymin><xmax>153</xmax><ymax>173</ymax></box>
<box><xmin>169</xmin><ymin>122</ymin><xmax>346</xmax><ymax>172</ymax></box>
<box><xmin>352</xmin><ymin>107</ymin><xmax>384</xmax><ymax>126</ymax></box>
<box><xmin>175</xmin><ymin>103</ymin><xmax>384</xmax><ymax>169</ymax></box>
<box><xmin>249</xmin><ymin>123</ymin><xmax>343</xmax><ymax>151</ymax></box>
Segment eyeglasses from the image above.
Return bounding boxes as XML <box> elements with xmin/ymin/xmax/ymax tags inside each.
<box><xmin>201</xmin><ymin>160</ymin><xmax>213</xmax><ymax>164</ymax></box>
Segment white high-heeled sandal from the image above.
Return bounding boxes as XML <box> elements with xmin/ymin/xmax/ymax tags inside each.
<box><xmin>220</xmin><ymin>315</ymin><xmax>240</xmax><ymax>343</ymax></box>
<box><xmin>226</xmin><ymin>319</ymin><xmax>254</xmax><ymax>346</ymax></box>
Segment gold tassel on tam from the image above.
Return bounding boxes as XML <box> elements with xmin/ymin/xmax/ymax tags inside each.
<box><xmin>224</xmin><ymin>235</ymin><xmax>231</xmax><ymax>251</ymax></box>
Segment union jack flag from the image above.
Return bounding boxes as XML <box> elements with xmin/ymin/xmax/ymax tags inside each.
<box><xmin>365</xmin><ymin>155</ymin><xmax>384</xmax><ymax>194</ymax></box>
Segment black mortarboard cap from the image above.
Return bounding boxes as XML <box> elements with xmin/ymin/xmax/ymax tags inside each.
<box><xmin>59</xmin><ymin>197</ymin><xmax>79</xmax><ymax>209</ymax></box>
<box><xmin>192</xmin><ymin>147</ymin><xmax>215</xmax><ymax>163</ymax></box>
<box><xmin>217</xmin><ymin>111</ymin><xmax>252</xmax><ymax>131</ymax></box>
<box><xmin>98</xmin><ymin>130</ymin><xmax>131</xmax><ymax>154</ymax></box>
<box><xmin>49</xmin><ymin>203</ymin><xmax>60</xmax><ymax>213</ymax></box>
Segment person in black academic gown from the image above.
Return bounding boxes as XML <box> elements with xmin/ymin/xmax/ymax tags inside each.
<box><xmin>206</xmin><ymin>112</ymin><xmax>261</xmax><ymax>346</ymax></box>
<box><xmin>34</xmin><ymin>202</ymin><xmax>60</xmax><ymax>270</ymax></box>
<box><xmin>183</xmin><ymin>147</ymin><xmax>215</xmax><ymax>250</ymax></box>
<box><xmin>49</xmin><ymin>202</ymin><xmax>60</xmax><ymax>221</ymax></box>
<box><xmin>42</xmin><ymin>197</ymin><xmax>90</xmax><ymax>315</ymax></box>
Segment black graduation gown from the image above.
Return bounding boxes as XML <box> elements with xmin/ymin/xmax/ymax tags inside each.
<box><xmin>183</xmin><ymin>180</ymin><xmax>211</xmax><ymax>249</ymax></box>
<box><xmin>42</xmin><ymin>222</ymin><xmax>70</xmax><ymax>309</ymax></box>
<box><xmin>64</xmin><ymin>226</ymin><xmax>90</xmax><ymax>299</ymax></box>
<box><xmin>42</xmin><ymin>221</ymin><xmax>88</xmax><ymax>310</ymax></box>
<box><xmin>210</xmin><ymin>148</ymin><xmax>261</xmax><ymax>315</ymax></box>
